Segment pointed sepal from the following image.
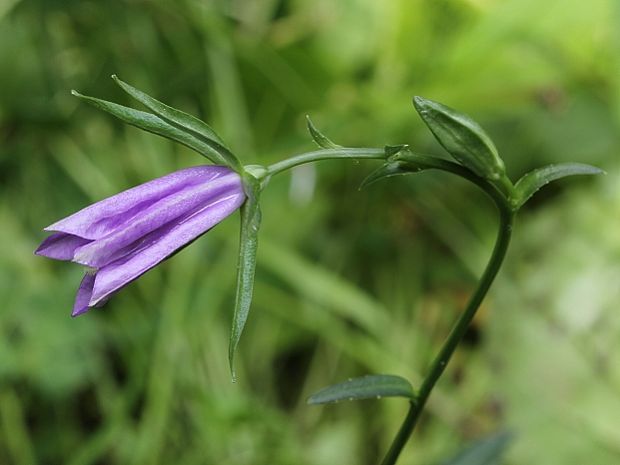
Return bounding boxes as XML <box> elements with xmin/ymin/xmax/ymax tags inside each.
<box><xmin>228</xmin><ymin>173</ymin><xmax>262</xmax><ymax>380</ymax></box>
<box><xmin>72</xmin><ymin>90</ymin><xmax>230</xmax><ymax>166</ymax></box>
<box><xmin>513</xmin><ymin>162</ymin><xmax>603</xmax><ymax>209</ymax></box>
<box><xmin>111</xmin><ymin>75</ymin><xmax>241</xmax><ymax>171</ymax></box>
<box><xmin>307</xmin><ymin>374</ymin><xmax>416</xmax><ymax>405</ymax></box>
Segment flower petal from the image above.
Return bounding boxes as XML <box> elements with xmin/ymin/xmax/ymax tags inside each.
<box><xmin>72</xmin><ymin>171</ymin><xmax>242</xmax><ymax>268</ymax></box>
<box><xmin>72</xmin><ymin>273</ymin><xmax>96</xmax><ymax>316</ymax></box>
<box><xmin>89</xmin><ymin>191</ymin><xmax>245</xmax><ymax>306</ymax></box>
<box><xmin>35</xmin><ymin>232</ymin><xmax>92</xmax><ymax>261</ymax></box>
<box><xmin>45</xmin><ymin>166</ymin><xmax>235</xmax><ymax>240</ymax></box>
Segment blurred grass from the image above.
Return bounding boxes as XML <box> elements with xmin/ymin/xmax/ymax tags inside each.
<box><xmin>1</xmin><ymin>0</ymin><xmax>619</xmax><ymax>464</ymax></box>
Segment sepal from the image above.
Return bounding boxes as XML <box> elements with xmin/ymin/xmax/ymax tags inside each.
<box><xmin>228</xmin><ymin>172</ymin><xmax>262</xmax><ymax>380</ymax></box>
<box><xmin>111</xmin><ymin>75</ymin><xmax>241</xmax><ymax>171</ymax></box>
<box><xmin>72</xmin><ymin>90</ymin><xmax>230</xmax><ymax>166</ymax></box>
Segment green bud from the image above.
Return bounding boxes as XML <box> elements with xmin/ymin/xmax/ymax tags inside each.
<box><xmin>413</xmin><ymin>96</ymin><xmax>506</xmax><ymax>181</ymax></box>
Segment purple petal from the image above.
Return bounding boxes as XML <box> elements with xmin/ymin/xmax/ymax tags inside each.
<box><xmin>72</xmin><ymin>171</ymin><xmax>242</xmax><ymax>268</ymax></box>
<box><xmin>89</xmin><ymin>191</ymin><xmax>244</xmax><ymax>306</ymax></box>
<box><xmin>72</xmin><ymin>273</ymin><xmax>96</xmax><ymax>316</ymax></box>
<box><xmin>35</xmin><ymin>232</ymin><xmax>92</xmax><ymax>261</ymax></box>
<box><xmin>45</xmin><ymin>166</ymin><xmax>236</xmax><ymax>240</ymax></box>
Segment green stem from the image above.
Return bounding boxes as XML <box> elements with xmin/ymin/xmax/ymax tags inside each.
<box><xmin>265</xmin><ymin>145</ymin><xmax>515</xmax><ymax>464</ymax></box>
<box><xmin>266</xmin><ymin>147</ymin><xmax>386</xmax><ymax>177</ymax></box>
<box><xmin>380</xmin><ymin>204</ymin><xmax>515</xmax><ymax>465</ymax></box>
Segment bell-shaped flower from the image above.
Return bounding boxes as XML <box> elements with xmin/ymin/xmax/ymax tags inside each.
<box><xmin>36</xmin><ymin>165</ymin><xmax>246</xmax><ymax>316</ymax></box>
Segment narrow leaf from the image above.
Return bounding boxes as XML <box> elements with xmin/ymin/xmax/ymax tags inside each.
<box><xmin>360</xmin><ymin>152</ymin><xmax>467</xmax><ymax>189</ymax></box>
<box><xmin>360</xmin><ymin>161</ymin><xmax>427</xmax><ymax>189</ymax></box>
<box><xmin>514</xmin><ymin>162</ymin><xmax>604</xmax><ymax>209</ymax></box>
<box><xmin>307</xmin><ymin>374</ymin><xmax>415</xmax><ymax>405</ymax></box>
<box><xmin>306</xmin><ymin>115</ymin><xmax>341</xmax><ymax>149</ymax></box>
<box><xmin>229</xmin><ymin>175</ymin><xmax>262</xmax><ymax>380</ymax></box>
<box><xmin>440</xmin><ymin>431</ymin><xmax>512</xmax><ymax>465</ymax></box>
<box><xmin>413</xmin><ymin>96</ymin><xmax>505</xmax><ymax>181</ymax></box>
<box><xmin>72</xmin><ymin>90</ymin><xmax>229</xmax><ymax>165</ymax></box>
<box><xmin>112</xmin><ymin>75</ymin><xmax>241</xmax><ymax>171</ymax></box>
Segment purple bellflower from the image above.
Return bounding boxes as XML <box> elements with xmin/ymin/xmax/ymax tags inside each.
<box><xmin>36</xmin><ymin>165</ymin><xmax>246</xmax><ymax>316</ymax></box>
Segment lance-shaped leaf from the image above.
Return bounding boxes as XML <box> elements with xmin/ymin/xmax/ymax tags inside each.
<box><xmin>112</xmin><ymin>75</ymin><xmax>241</xmax><ymax>171</ymax></box>
<box><xmin>72</xmin><ymin>91</ymin><xmax>230</xmax><ymax>166</ymax></box>
<box><xmin>413</xmin><ymin>96</ymin><xmax>506</xmax><ymax>181</ymax></box>
<box><xmin>439</xmin><ymin>431</ymin><xmax>512</xmax><ymax>465</ymax></box>
<box><xmin>513</xmin><ymin>162</ymin><xmax>603</xmax><ymax>209</ymax></box>
<box><xmin>360</xmin><ymin>161</ymin><xmax>428</xmax><ymax>189</ymax></box>
<box><xmin>307</xmin><ymin>374</ymin><xmax>415</xmax><ymax>405</ymax></box>
<box><xmin>360</xmin><ymin>151</ymin><xmax>470</xmax><ymax>189</ymax></box>
<box><xmin>228</xmin><ymin>174</ymin><xmax>262</xmax><ymax>380</ymax></box>
<box><xmin>306</xmin><ymin>115</ymin><xmax>341</xmax><ymax>149</ymax></box>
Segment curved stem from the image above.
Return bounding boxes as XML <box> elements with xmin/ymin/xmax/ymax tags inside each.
<box><xmin>264</xmin><ymin>144</ymin><xmax>515</xmax><ymax>464</ymax></box>
<box><xmin>380</xmin><ymin>205</ymin><xmax>515</xmax><ymax>465</ymax></box>
<box><xmin>266</xmin><ymin>147</ymin><xmax>386</xmax><ymax>177</ymax></box>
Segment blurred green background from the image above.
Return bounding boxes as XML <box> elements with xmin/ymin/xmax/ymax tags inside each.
<box><xmin>1</xmin><ymin>0</ymin><xmax>619</xmax><ymax>464</ymax></box>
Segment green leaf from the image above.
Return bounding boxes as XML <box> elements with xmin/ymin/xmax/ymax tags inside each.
<box><xmin>360</xmin><ymin>151</ymin><xmax>469</xmax><ymax>189</ymax></box>
<box><xmin>72</xmin><ymin>90</ymin><xmax>231</xmax><ymax>165</ymax></box>
<box><xmin>307</xmin><ymin>374</ymin><xmax>415</xmax><ymax>405</ymax></box>
<box><xmin>513</xmin><ymin>162</ymin><xmax>603</xmax><ymax>209</ymax></box>
<box><xmin>111</xmin><ymin>75</ymin><xmax>241</xmax><ymax>171</ymax></box>
<box><xmin>360</xmin><ymin>161</ymin><xmax>426</xmax><ymax>189</ymax></box>
<box><xmin>306</xmin><ymin>115</ymin><xmax>341</xmax><ymax>149</ymax></box>
<box><xmin>440</xmin><ymin>431</ymin><xmax>512</xmax><ymax>465</ymax></box>
<box><xmin>228</xmin><ymin>174</ymin><xmax>262</xmax><ymax>380</ymax></box>
<box><xmin>413</xmin><ymin>96</ymin><xmax>505</xmax><ymax>181</ymax></box>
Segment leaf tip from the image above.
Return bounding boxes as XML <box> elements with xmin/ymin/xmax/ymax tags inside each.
<box><xmin>359</xmin><ymin>171</ymin><xmax>381</xmax><ymax>190</ymax></box>
<box><xmin>305</xmin><ymin>115</ymin><xmax>340</xmax><ymax>149</ymax></box>
<box><xmin>228</xmin><ymin>350</ymin><xmax>238</xmax><ymax>383</ymax></box>
<box><xmin>111</xmin><ymin>74</ymin><xmax>125</xmax><ymax>87</ymax></box>
<box><xmin>412</xmin><ymin>95</ymin><xmax>429</xmax><ymax>111</ymax></box>
<box><xmin>358</xmin><ymin>174</ymin><xmax>378</xmax><ymax>190</ymax></box>
<box><xmin>305</xmin><ymin>114</ymin><xmax>318</xmax><ymax>134</ymax></box>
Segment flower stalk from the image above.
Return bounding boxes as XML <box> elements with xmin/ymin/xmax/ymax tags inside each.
<box><xmin>266</xmin><ymin>147</ymin><xmax>387</xmax><ymax>177</ymax></box>
<box><xmin>380</xmin><ymin>204</ymin><xmax>515</xmax><ymax>465</ymax></box>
